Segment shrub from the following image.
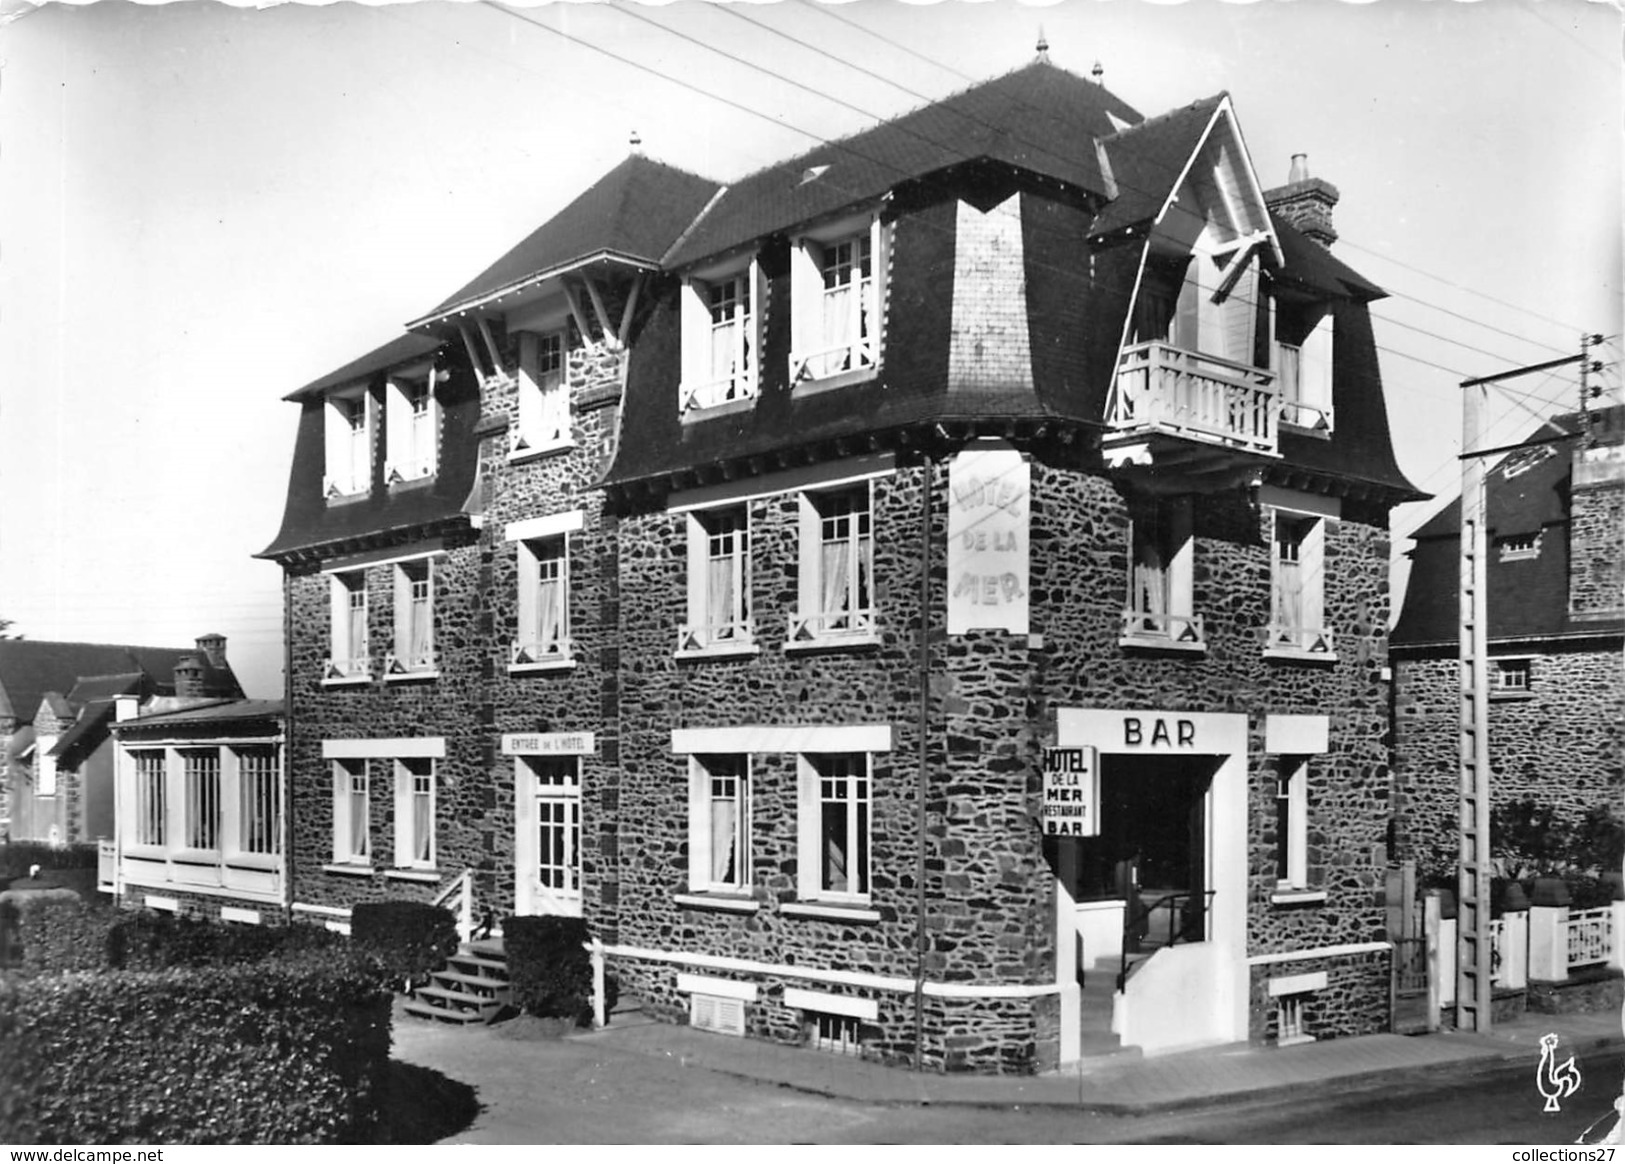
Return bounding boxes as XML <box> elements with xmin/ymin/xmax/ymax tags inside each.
<box><xmin>107</xmin><ymin>911</ymin><xmax>344</xmax><ymax>970</ymax></box>
<box><xmin>0</xmin><ymin>841</ymin><xmax>100</xmax><ymax>877</ymax></box>
<box><xmin>0</xmin><ymin>950</ymin><xmax>392</xmax><ymax>1143</ymax></box>
<box><xmin>502</xmin><ymin>915</ymin><xmax>595</xmax><ymax>1025</ymax></box>
<box><xmin>350</xmin><ymin>900</ymin><xmax>459</xmax><ymax>986</ymax></box>
<box><xmin>0</xmin><ymin>888</ymin><xmax>115</xmax><ymax>972</ymax></box>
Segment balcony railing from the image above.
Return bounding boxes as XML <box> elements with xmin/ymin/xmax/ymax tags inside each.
<box><xmin>1568</xmin><ymin>906</ymin><xmax>1614</xmax><ymax>969</ymax></box>
<box><xmin>682</xmin><ymin>372</ymin><xmax>757</xmax><ymax>413</ymax></box>
<box><xmin>677</xmin><ymin>619</ymin><xmax>756</xmax><ymax>654</ymax></box>
<box><xmin>788</xmin><ymin>608</ymin><xmax>877</xmax><ymax>644</ymax></box>
<box><xmin>511</xmin><ymin>639</ymin><xmax>573</xmax><ymax>668</ymax></box>
<box><xmin>384</xmin><ymin>649</ymin><xmax>437</xmax><ymax>677</ymax></box>
<box><xmin>324</xmin><ymin>656</ymin><xmax>370</xmax><ymax>682</ymax></box>
<box><xmin>1120</xmin><ymin>610</ymin><xmax>1206</xmax><ymax>649</ymax></box>
<box><xmin>1265</xmin><ymin>623</ymin><xmax>1336</xmax><ymax>656</ymax></box>
<box><xmin>1108</xmin><ymin>342</ymin><xmax>1279</xmax><ymax>456</ymax></box>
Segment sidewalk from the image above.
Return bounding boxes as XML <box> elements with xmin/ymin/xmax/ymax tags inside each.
<box><xmin>566</xmin><ymin>1005</ymin><xmax>1625</xmax><ymax>1115</ymax></box>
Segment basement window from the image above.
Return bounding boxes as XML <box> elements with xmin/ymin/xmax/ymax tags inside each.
<box><xmin>1276</xmin><ymin>994</ymin><xmax>1312</xmax><ymax>1046</ymax></box>
<box><xmin>690</xmin><ymin>993</ymin><xmax>746</xmax><ymax>1037</ymax></box>
<box><xmin>810</xmin><ymin>1012</ymin><xmax>863</xmax><ymax>1056</ymax></box>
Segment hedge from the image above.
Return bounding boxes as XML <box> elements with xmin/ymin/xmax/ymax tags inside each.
<box><xmin>502</xmin><ymin>915</ymin><xmax>596</xmax><ymax>1025</ymax></box>
<box><xmin>0</xmin><ymin>889</ymin><xmax>114</xmax><ymax>972</ymax></box>
<box><xmin>350</xmin><ymin>900</ymin><xmax>459</xmax><ymax>986</ymax></box>
<box><xmin>107</xmin><ymin>911</ymin><xmax>344</xmax><ymax>971</ymax></box>
<box><xmin>0</xmin><ymin>952</ymin><xmax>392</xmax><ymax>1143</ymax></box>
<box><xmin>0</xmin><ymin>841</ymin><xmax>100</xmax><ymax>876</ymax></box>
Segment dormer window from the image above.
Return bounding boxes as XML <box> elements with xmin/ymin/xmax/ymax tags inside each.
<box><xmin>791</xmin><ymin>212</ymin><xmax>886</xmax><ymax>389</ymax></box>
<box><xmin>323</xmin><ymin>389</ymin><xmax>374</xmax><ymax>499</ymax></box>
<box><xmin>385</xmin><ymin>366</ymin><xmax>442</xmax><ymax>484</ymax></box>
<box><xmin>681</xmin><ymin>258</ymin><xmax>762</xmax><ymax>414</ymax></box>
<box><xmin>1275</xmin><ymin>301</ymin><xmax>1334</xmax><ymax>433</ymax></box>
<box><xmin>512</xmin><ymin>330</ymin><xmax>570</xmax><ymax>457</ymax></box>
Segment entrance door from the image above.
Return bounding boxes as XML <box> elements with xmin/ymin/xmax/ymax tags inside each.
<box><xmin>513</xmin><ymin>755</ymin><xmax>582</xmax><ymax>917</ymax></box>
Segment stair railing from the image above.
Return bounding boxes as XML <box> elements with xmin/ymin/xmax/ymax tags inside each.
<box><xmin>1117</xmin><ymin>889</ymin><xmax>1217</xmax><ymax>991</ymax></box>
<box><xmin>432</xmin><ymin>868</ymin><xmax>476</xmax><ymax>944</ymax></box>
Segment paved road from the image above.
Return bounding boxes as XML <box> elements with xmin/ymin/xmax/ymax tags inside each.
<box><xmin>391</xmin><ymin>1018</ymin><xmax>1625</xmax><ymax>1144</ymax></box>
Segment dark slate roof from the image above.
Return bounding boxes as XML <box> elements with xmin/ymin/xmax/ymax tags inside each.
<box><xmin>1088</xmin><ymin>95</ymin><xmax>1223</xmax><ymax>238</ymax></box>
<box><xmin>4</xmin><ymin>724</ymin><xmax>33</xmax><ymax>760</ymax></box>
<box><xmin>665</xmin><ymin>61</ymin><xmax>1143</xmax><ymax>268</ymax></box>
<box><xmin>50</xmin><ymin>700</ymin><xmax>119</xmax><ymax>763</ymax></box>
<box><xmin>115</xmin><ymin>698</ymin><xmax>284</xmax><ymax>730</ymax></box>
<box><xmin>64</xmin><ymin>673</ymin><xmax>144</xmax><ymax>705</ymax></box>
<box><xmin>0</xmin><ymin>641</ymin><xmax>222</xmax><ymax>728</ymax></box>
<box><xmin>286</xmin><ymin>333</ymin><xmax>446</xmax><ymax>402</ymax></box>
<box><xmin>418</xmin><ymin>155</ymin><xmax>722</xmax><ymax>321</ymax></box>
<box><xmin>1393</xmin><ymin>406</ymin><xmax>1623</xmax><ymax>648</ymax></box>
<box><xmin>1271</xmin><ymin>215</ymin><xmax>1385</xmax><ymax>302</ymax></box>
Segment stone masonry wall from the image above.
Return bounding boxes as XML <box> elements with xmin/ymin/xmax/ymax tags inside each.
<box><xmin>1569</xmin><ymin>472</ymin><xmax>1624</xmax><ymax>619</ymax></box>
<box><xmin>1247</xmin><ymin>949</ymin><xmax>1390</xmax><ymax>1042</ymax></box>
<box><xmin>1393</xmin><ymin>646</ymin><xmax>1625</xmax><ymax>865</ymax></box>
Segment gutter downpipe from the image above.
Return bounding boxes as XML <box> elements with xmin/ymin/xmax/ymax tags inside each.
<box><xmin>913</xmin><ymin>452</ymin><xmax>933</xmax><ymax>1072</ymax></box>
<box><xmin>282</xmin><ymin>570</ymin><xmax>295</xmax><ymax>919</ymax></box>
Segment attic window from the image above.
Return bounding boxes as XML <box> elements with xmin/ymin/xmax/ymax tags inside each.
<box><xmin>799</xmin><ymin>165</ymin><xmax>831</xmax><ymax>186</ymax></box>
<box><xmin>1501</xmin><ymin>445</ymin><xmax>1557</xmax><ymax>480</ymax></box>
<box><xmin>1496</xmin><ymin>532</ymin><xmax>1541</xmax><ymax>562</ymax></box>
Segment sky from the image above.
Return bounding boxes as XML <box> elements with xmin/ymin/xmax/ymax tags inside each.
<box><xmin>1</xmin><ymin>0</ymin><xmax>1620</xmax><ymax>699</ymax></box>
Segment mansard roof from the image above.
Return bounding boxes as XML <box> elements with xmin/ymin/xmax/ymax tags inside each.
<box><xmin>416</xmin><ymin>154</ymin><xmax>722</xmax><ymax>324</ymax></box>
<box><xmin>1393</xmin><ymin>406</ymin><xmax>1624</xmax><ymax>648</ymax></box>
<box><xmin>665</xmin><ymin>60</ymin><xmax>1142</xmax><ymax>269</ymax></box>
<box><xmin>286</xmin><ymin>333</ymin><xmax>447</xmax><ymax>402</ymax></box>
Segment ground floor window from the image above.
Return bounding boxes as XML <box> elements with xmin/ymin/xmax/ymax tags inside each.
<box><xmin>798</xmin><ymin>753</ymin><xmax>870</xmax><ymax>902</ymax></box>
<box><xmin>237</xmin><ymin>747</ymin><xmax>280</xmax><ymax>856</ymax></box>
<box><xmin>394</xmin><ymin>758</ymin><xmax>435</xmax><ymax>868</ymax></box>
<box><xmin>133</xmin><ymin>750</ymin><xmax>165</xmax><ymax>846</ymax></box>
<box><xmin>183</xmin><ymin>750</ymin><xmax>221</xmax><ymax>851</ymax></box>
<box><xmin>333</xmin><ymin>759</ymin><xmax>371</xmax><ymax>863</ymax></box>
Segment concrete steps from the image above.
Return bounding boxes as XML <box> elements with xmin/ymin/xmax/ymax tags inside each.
<box><xmin>402</xmin><ymin>938</ymin><xmax>513</xmax><ymax>1026</ymax></box>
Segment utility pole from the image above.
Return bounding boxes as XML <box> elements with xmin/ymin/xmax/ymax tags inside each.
<box><xmin>1454</xmin><ymin>348</ymin><xmax>1586</xmax><ymax>1033</ymax></box>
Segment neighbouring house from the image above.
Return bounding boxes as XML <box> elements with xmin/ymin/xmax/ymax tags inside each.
<box><xmin>260</xmin><ymin>58</ymin><xmax>1423</xmax><ymax>1070</ymax></box>
<box><xmin>1392</xmin><ymin>404</ymin><xmax>1624</xmax><ymax>866</ymax></box>
<box><xmin>108</xmin><ymin>698</ymin><xmax>286</xmax><ymax>923</ymax></box>
<box><xmin>0</xmin><ymin>636</ymin><xmax>243</xmax><ymax>847</ymax></box>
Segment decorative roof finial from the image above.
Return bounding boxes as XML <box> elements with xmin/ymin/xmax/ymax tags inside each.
<box><xmin>629</xmin><ymin>128</ymin><xmax>643</xmax><ymax>154</ymax></box>
<box><xmin>1092</xmin><ymin>60</ymin><xmax>1105</xmax><ymax>86</ymax></box>
<box><xmin>1035</xmin><ymin>27</ymin><xmax>1050</xmax><ymax>63</ymax></box>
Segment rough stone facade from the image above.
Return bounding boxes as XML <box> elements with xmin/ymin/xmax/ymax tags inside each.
<box><xmin>1392</xmin><ymin>646</ymin><xmax>1625</xmax><ymax>864</ymax></box>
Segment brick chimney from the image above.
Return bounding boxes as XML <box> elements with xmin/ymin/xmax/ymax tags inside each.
<box><xmin>196</xmin><ymin>633</ymin><xmax>227</xmax><ymax>669</ymax></box>
<box><xmin>173</xmin><ymin>655</ymin><xmax>206</xmax><ymax>699</ymax></box>
<box><xmin>1263</xmin><ymin>154</ymin><xmax>1340</xmax><ymax>248</ymax></box>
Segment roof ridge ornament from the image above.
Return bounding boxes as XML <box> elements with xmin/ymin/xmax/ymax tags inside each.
<box><xmin>1035</xmin><ymin>28</ymin><xmax>1049</xmax><ymax>63</ymax></box>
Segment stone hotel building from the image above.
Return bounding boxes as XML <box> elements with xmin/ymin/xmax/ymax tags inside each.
<box><xmin>261</xmin><ymin>60</ymin><xmax>1424</xmax><ymax>1071</ymax></box>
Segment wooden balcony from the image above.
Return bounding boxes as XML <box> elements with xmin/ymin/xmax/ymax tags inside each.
<box><xmin>1104</xmin><ymin>342</ymin><xmax>1280</xmax><ymax>477</ymax></box>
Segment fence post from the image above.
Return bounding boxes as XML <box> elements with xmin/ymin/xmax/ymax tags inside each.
<box><xmin>1501</xmin><ymin>908</ymin><xmax>1529</xmax><ymax>990</ymax></box>
<box><xmin>1424</xmin><ymin>891</ymin><xmax>1441</xmax><ymax>1030</ymax></box>
<box><xmin>1610</xmin><ymin>900</ymin><xmax>1625</xmax><ymax>972</ymax></box>
<box><xmin>590</xmin><ymin>937</ymin><xmax>606</xmax><ymax>1029</ymax></box>
<box><xmin>1527</xmin><ymin>906</ymin><xmax>1570</xmax><ymax>982</ymax></box>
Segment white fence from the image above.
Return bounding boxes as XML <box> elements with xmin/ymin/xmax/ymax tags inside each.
<box><xmin>1433</xmin><ymin>897</ymin><xmax>1622</xmax><ymax>1007</ymax></box>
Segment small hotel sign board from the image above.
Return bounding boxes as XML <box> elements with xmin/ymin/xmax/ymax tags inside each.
<box><xmin>501</xmin><ymin>732</ymin><xmax>595</xmax><ymax>756</ymax></box>
<box><xmin>1041</xmin><ymin>746</ymin><xmax>1098</xmax><ymax>837</ymax></box>
<box><xmin>947</xmin><ymin>443</ymin><xmax>1030</xmax><ymax>635</ymax></box>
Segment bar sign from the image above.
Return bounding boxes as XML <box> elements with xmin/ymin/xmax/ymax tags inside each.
<box><xmin>1042</xmin><ymin>746</ymin><xmax>1098</xmax><ymax>837</ymax></box>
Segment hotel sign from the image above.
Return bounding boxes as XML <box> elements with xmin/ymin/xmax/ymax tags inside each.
<box><xmin>1041</xmin><ymin>746</ymin><xmax>1098</xmax><ymax>837</ymax></box>
<box><xmin>501</xmin><ymin>732</ymin><xmax>596</xmax><ymax>756</ymax></box>
<box><xmin>947</xmin><ymin>443</ymin><xmax>1030</xmax><ymax>635</ymax></box>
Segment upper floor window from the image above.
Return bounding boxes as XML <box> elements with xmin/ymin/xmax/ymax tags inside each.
<box><xmin>387</xmin><ymin>559</ymin><xmax>436</xmax><ymax>679</ymax></box>
<box><xmin>512</xmin><ymin>330</ymin><xmax>570</xmax><ymax>456</ymax></box>
<box><xmin>326</xmin><ymin>570</ymin><xmax>370</xmax><ymax>683</ymax></box>
<box><xmin>515</xmin><ymin>537</ymin><xmax>569</xmax><ymax>668</ymax></box>
<box><xmin>681</xmin><ymin>261</ymin><xmax>762</xmax><ymax>413</ymax></box>
<box><xmin>1121</xmin><ymin>497</ymin><xmax>1202</xmax><ymax>649</ymax></box>
<box><xmin>688</xmin><ymin>754</ymin><xmax>751</xmax><ymax>894</ymax></box>
<box><xmin>1267</xmin><ymin>511</ymin><xmax>1332</xmax><ymax>657</ymax></box>
<box><xmin>792</xmin><ymin>485</ymin><xmax>876</xmax><ymax>647</ymax></box>
<box><xmin>323</xmin><ymin>389</ymin><xmax>374</xmax><ymax>499</ymax></box>
<box><xmin>1275</xmin><ymin>302</ymin><xmax>1334</xmax><ymax>432</ymax></box>
<box><xmin>1497</xmin><ymin>532</ymin><xmax>1542</xmax><ymax>562</ymax></box>
<box><xmin>133</xmin><ymin>750</ymin><xmax>166</xmax><ymax>846</ymax></box>
<box><xmin>791</xmin><ymin>214</ymin><xmax>886</xmax><ymax>387</ymax></box>
<box><xmin>385</xmin><ymin>367</ymin><xmax>442</xmax><ymax>483</ymax></box>
<box><xmin>679</xmin><ymin>506</ymin><xmax>753</xmax><ymax>655</ymax></box>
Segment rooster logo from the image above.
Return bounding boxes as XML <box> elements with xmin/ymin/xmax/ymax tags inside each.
<box><xmin>1536</xmin><ymin>1032</ymin><xmax>1582</xmax><ymax>1113</ymax></box>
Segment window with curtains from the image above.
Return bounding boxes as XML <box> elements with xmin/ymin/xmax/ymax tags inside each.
<box><xmin>681</xmin><ymin>265</ymin><xmax>761</xmax><ymax>413</ymax></box>
<box><xmin>1267</xmin><ymin>511</ymin><xmax>1332</xmax><ymax>656</ymax></box>
<box><xmin>791</xmin><ymin>485</ymin><xmax>876</xmax><ymax>646</ymax></box>
<box><xmin>802</xmin><ymin>753</ymin><xmax>870</xmax><ymax>901</ymax></box>
<box><xmin>333</xmin><ymin>759</ymin><xmax>371</xmax><ymax>864</ymax></box>
<box><xmin>511</xmin><ymin>330</ymin><xmax>569</xmax><ymax>455</ymax></box>
<box><xmin>689</xmin><ymin>754</ymin><xmax>750</xmax><ymax>893</ymax></box>
<box><xmin>385</xmin><ymin>368</ymin><xmax>440</xmax><ymax>483</ymax></box>
<box><xmin>1275</xmin><ymin>300</ymin><xmax>1334</xmax><ymax>432</ymax></box>
<box><xmin>133</xmin><ymin>750</ymin><xmax>165</xmax><ymax>846</ymax></box>
<box><xmin>324</xmin><ymin>389</ymin><xmax>373</xmax><ymax>498</ymax></box>
<box><xmin>326</xmin><ymin>570</ymin><xmax>369</xmax><ymax>682</ymax></box>
<box><xmin>678</xmin><ymin>507</ymin><xmax>753</xmax><ymax>654</ymax></box>
<box><xmin>790</xmin><ymin>214</ymin><xmax>885</xmax><ymax>387</ymax></box>
<box><xmin>513</xmin><ymin>536</ymin><xmax>571</xmax><ymax>667</ymax></box>
<box><xmin>387</xmin><ymin>559</ymin><xmax>436</xmax><ymax>677</ymax></box>
<box><xmin>236</xmin><ymin>747</ymin><xmax>280</xmax><ymax>856</ymax></box>
<box><xmin>394</xmin><ymin>758</ymin><xmax>434</xmax><ymax>869</ymax></box>
<box><xmin>183</xmin><ymin>750</ymin><xmax>220</xmax><ymax>852</ymax></box>
<box><xmin>1122</xmin><ymin>497</ymin><xmax>1202</xmax><ymax>648</ymax></box>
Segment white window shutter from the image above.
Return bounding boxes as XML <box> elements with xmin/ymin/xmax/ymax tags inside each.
<box><xmin>789</xmin><ymin>240</ymin><xmax>819</xmax><ymax>378</ymax></box>
<box><xmin>1169</xmin><ymin>498</ymin><xmax>1195</xmax><ymax>619</ymax></box>
<box><xmin>324</xmin><ymin>398</ymin><xmax>347</xmax><ymax>493</ymax></box>
<box><xmin>331</xmin><ymin>763</ymin><xmax>346</xmax><ymax>861</ymax></box>
<box><xmin>795</xmin><ymin>756</ymin><xmax>817</xmax><ymax>899</ymax></box>
<box><xmin>330</xmin><ymin>575</ymin><xmax>348</xmax><ymax>664</ymax></box>
<box><xmin>1302</xmin><ymin>518</ymin><xmax>1326</xmax><ymax>631</ymax></box>
<box><xmin>747</xmin><ymin>257</ymin><xmax>765</xmax><ymax>386</ymax></box>
<box><xmin>392</xmin><ymin>760</ymin><xmax>409</xmax><ymax>867</ymax></box>
<box><xmin>384</xmin><ymin>379</ymin><xmax>407</xmax><ymax>480</ymax></box>
<box><xmin>796</xmin><ymin>493</ymin><xmax>819</xmax><ymax>632</ymax></box>
<box><xmin>686</xmin><ymin>515</ymin><xmax>707</xmax><ymax>632</ymax></box>
<box><xmin>393</xmin><ymin>564</ymin><xmax>410</xmax><ymax>661</ymax></box>
<box><xmin>517</xmin><ymin>333</ymin><xmax>539</xmax><ymax>446</ymax></box>
<box><xmin>516</xmin><ymin>541</ymin><xmax>538</xmax><ymax>648</ymax></box>
<box><xmin>1300</xmin><ymin>312</ymin><xmax>1334</xmax><ymax>421</ymax></box>
<box><xmin>687</xmin><ymin>757</ymin><xmax>708</xmax><ymax>892</ymax></box>
<box><xmin>680</xmin><ymin>278</ymin><xmax>707</xmax><ymax>399</ymax></box>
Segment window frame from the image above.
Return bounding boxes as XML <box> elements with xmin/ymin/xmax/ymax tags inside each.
<box><xmin>511</xmin><ymin>328</ymin><xmax>571</xmax><ymax>458</ymax></box>
<box><xmin>181</xmin><ymin>748</ymin><xmax>222</xmax><ymax>855</ymax></box>
<box><xmin>384</xmin><ymin>364</ymin><xmax>443</xmax><ymax>484</ymax></box>
<box><xmin>386</xmin><ymin>558</ymin><xmax>437</xmax><ymax>679</ymax></box>
<box><xmin>678</xmin><ymin>506</ymin><xmax>755</xmax><ymax>657</ymax></box>
<box><xmin>1120</xmin><ymin>497</ymin><xmax>1203</xmax><ymax>651</ymax></box>
<box><xmin>326</xmin><ymin>570</ymin><xmax>371</xmax><ymax>684</ymax></box>
<box><xmin>392</xmin><ymin>757</ymin><xmax>436</xmax><ymax>871</ymax></box>
<box><xmin>789</xmin><ymin>212</ymin><xmax>887</xmax><ymax>392</ymax></box>
<box><xmin>681</xmin><ymin>257</ymin><xmax>764</xmax><ymax>415</ymax></box>
<box><xmin>796</xmin><ymin>753</ymin><xmax>872</xmax><ymax>906</ymax></box>
<box><xmin>1274</xmin><ymin>301</ymin><xmax>1335</xmax><ymax>434</ymax></box>
<box><xmin>331</xmin><ymin>758</ymin><xmax>373</xmax><ymax>867</ymax></box>
<box><xmin>132</xmin><ymin>748</ymin><xmax>167</xmax><ymax>848</ymax></box>
<box><xmin>687</xmin><ymin>754</ymin><xmax>752</xmax><ymax>895</ymax></box>
<box><xmin>1274</xmin><ymin>757</ymin><xmax>1310</xmax><ymax>892</ymax></box>
<box><xmin>790</xmin><ymin>483</ymin><xmax>878</xmax><ymax>649</ymax></box>
<box><xmin>1265</xmin><ymin>509</ymin><xmax>1333</xmax><ymax>659</ymax></box>
<box><xmin>1491</xmin><ymin>656</ymin><xmax>1535</xmax><ymax>698</ymax></box>
<box><xmin>323</xmin><ymin>387</ymin><xmax>375</xmax><ymax>499</ymax></box>
<box><xmin>512</xmin><ymin>535</ymin><xmax>572</xmax><ymax>670</ymax></box>
<box><xmin>521</xmin><ymin>754</ymin><xmax>583</xmax><ymax>913</ymax></box>
<box><xmin>233</xmin><ymin>746</ymin><xmax>281</xmax><ymax>860</ymax></box>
